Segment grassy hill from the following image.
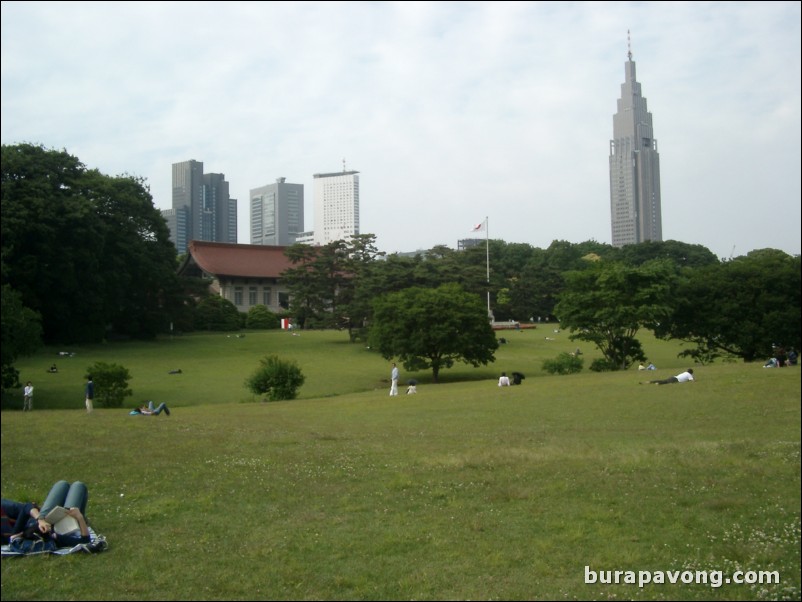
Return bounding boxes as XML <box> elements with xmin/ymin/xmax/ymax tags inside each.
<box><xmin>2</xmin><ymin>330</ymin><xmax>799</xmax><ymax>600</ymax></box>
<box><xmin>6</xmin><ymin>327</ymin><xmax>692</xmax><ymax>410</ymax></box>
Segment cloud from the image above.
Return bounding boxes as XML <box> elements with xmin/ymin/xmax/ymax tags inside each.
<box><xmin>2</xmin><ymin>1</ymin><xmax>799</xmax><ymax>259</ymax></box>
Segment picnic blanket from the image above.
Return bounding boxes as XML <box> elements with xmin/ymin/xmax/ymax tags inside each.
<box><xmin>1</xmin><ymin>527</ymin><xmax>107</xmax><ymax>556</ymax></box>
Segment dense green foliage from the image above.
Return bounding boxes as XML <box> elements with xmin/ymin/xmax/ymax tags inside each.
<box><xmin>86</xmin><ymin>361</ymin><xmax>132</xmax><ymax>408</ymax></box>
<box><xmin>1</xmin><ymin>143</ymin><xmax>183</xmax><ymax>344</ymax></box>
<box><xmin>282</xmin><ymin>234</ymin><xmax>386</xmax><ymax>339</ymax></box>
<box><xmin>1</xmin><ymin>285</ymin><xmax>42</xmax><ymax>389</ymax></box>
<box><xmin>655</xmin><ymin>249</ymin><xmax>802</xmax><ymax>361</ymax></box>
<box><xmin>555</xmin><ymin>260</ymin><xmax>676</xmax><ymax>369</ymax></box>
<box><xmin>370</xmin><ymin>283</ymin><xmax>498</xmax><ymax>382</ymax></box>
<box><xmin>245</xmin><ymin>354</ymin><xmax>305</xmax><ymax>401</ymax></box>
<box><xmin>246</xmin><ymin>304</ymin><xmax>280</xmax><ymax>329</ymax></box>
<box><xmin>193</xmin><ymin>295</ymin><xmax>240</xmax><ymax>331</ymax></box>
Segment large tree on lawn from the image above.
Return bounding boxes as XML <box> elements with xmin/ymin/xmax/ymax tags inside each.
<box><xmin>654</xmin><ymin>249</ymin><xmax>801</xmax><ymax>362</ymax></box>
<box><xmin>369</xmin><ymin>283</ymin><xmax>498</xmax><ymax>382</ymax></box>
<box><xmin>555</xmin><ymin>259</ymin><xmax>677</xmax><ymax>370</ymax></box>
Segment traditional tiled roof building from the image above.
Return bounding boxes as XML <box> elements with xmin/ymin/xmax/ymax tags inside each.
<box><xmin>178</xmin><ymin>241</ymin><xmax>295</xmax><ymax>313</ymax></box>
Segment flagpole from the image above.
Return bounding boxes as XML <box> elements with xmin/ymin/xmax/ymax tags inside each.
<box><xmin>485</xmin><ymin>216</ymin><xmax>491</xmax><ymax>320</ymax></box>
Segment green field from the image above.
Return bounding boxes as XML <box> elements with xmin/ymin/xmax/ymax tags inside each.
<box><xmin>2</xmin><ymin>330</ymin><xmax>800</xmax><ymax>601</ymax></box>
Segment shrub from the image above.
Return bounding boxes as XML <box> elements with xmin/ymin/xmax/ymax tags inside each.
<box><xmin>542</xmin><ymin>352</ymin><xmax>584</xmax><ymax>375</ymax></box>
<box><xmin>246</xmin><ymin>355</ymin><xmax>305</xmax><ymax>401</ymax></box>
<box><xmin>194</xmin><ymin>296</ymin><xmax>240</xmax><ymax>331</ymax></box>
<box><xmin>246</xmin><ymin>305</ymin><xmax>280</xmax><ymax>329</ymax></box>
<box><xmin>589</xmin><ymin>358</ymin><xmax>619</xmax><ymax>372</ymax></box>
<box><xmin>86</xmin><ymin>361</ymin><xmax>132</xmax><ymax>407</ymax></box>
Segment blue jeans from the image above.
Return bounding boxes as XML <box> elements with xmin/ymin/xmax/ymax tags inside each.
<box><xmin>40</xmin><ymin>481</ymin><xmax>88</xmax><ymax>516</ymax></box>
<box><xmin>148</xmin><ymin>401</ymin><xmax>170</xmax><ymax>415</ymax></box>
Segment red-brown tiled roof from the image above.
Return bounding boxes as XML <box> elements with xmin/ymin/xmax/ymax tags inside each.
<box><xmin>187</xmin><ymin>241</ymin><xmax>296</xmax><ymax>278</ymax></box>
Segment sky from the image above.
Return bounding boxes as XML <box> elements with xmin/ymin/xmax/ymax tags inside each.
<box><xmin>2</xmin><ymin>1</ymin><xmax>800</xmax><ymax>260</ymax></box>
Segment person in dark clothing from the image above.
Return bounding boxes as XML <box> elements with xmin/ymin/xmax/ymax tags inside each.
<box><xmin>85</xmin><ymin>375</ymin><xmax>95</xmax><ymax>413</ymax></box>
<box><xmin>1</xmin><ymin>499</ymin><xmax>42</xmax><ymax>544</ymax></box>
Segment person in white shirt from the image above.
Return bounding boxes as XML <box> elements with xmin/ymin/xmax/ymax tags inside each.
<box><xmin>647</xmin><ymin>369</ymin><xmax>694</xmax><ymax>385</ymax></box>
<box><xmin>389</xmin><ymin>363</ymin><xmax>399</xmax><ymax>396</ymax></box>
<box><xmin>23</xmin><ymin>382</ymin><xmax>34</xmax><ymax>411</ymax></box>
<box><xmin>498</xmin><ymin>372</ymin><xmax>511</xmax><ymax>387</ymax></box>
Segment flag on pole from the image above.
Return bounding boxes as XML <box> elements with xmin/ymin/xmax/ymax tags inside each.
<box><xmin>471</xmin><ymin>219</ymin><xmax>486</xmax><ymax>233</ymax></box>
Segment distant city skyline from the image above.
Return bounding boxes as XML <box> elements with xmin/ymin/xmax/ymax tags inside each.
<box><xmin>2</xmin><ymin>2</ymin><xmax>799</xmax><ymax>259</ymax></box>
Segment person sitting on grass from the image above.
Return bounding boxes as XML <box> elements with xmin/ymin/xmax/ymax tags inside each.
<box><xmin>131</xmin><ymin>401</ymin><xmax>171</xmax><ymax>416</ymax></box>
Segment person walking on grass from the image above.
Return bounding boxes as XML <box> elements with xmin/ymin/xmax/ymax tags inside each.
<box><xmin>390</xmin><ymin>363</ymin><xmax>399</xmax><ymax>396</ymax></box>
<box><xmin>85</xmin><ymin>375</ymin><xmax>94</xmax><ymax>413</ymax></box>
<box><xmin>23</xmin><ymin>381</ymin><xmax>34</xmax><ymax>411</ymax></box>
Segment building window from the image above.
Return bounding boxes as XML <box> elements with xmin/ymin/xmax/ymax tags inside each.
<box><xmin>234</xmin><ymin>287</ymin><xmax>243</xmax><ymax>306</ymax></box>
<box><xmin>249</xmin><ymin>287</ymin><xmax>258</xmax><ymax>306</ymax></box>
<box><xmin>263</xmin><ymin>288</ymin><xmax>272</xmax><ymax>306</ymax></box>
<box><xmin>278</xmin><ymin>292</ymin><xmax>290</xmax><ymax>310</ymax></box>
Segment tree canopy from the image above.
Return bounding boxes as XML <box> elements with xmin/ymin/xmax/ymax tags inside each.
<box><xmin>369</xmin><ymin>283</ymin><xmax>498</xmax><ymax>382</ymax></box>
<box><xmin>654</xmin><ymin>249</ymin><xmax>801</xmax><ymax>362</ymax></box>
<box><xmin>1</xmin><ymin>285</ymin><xmax>43</xmax><ymax>389</ymax></box>
<box><xmin>555</xmin><ymin>260</ymin><xmax>677</xmax><ymax>370</ymax></box>
<box><xmin>1</xmin><ymin>143</ymin><xmax>182</xmax><ymax>344</ymax></box>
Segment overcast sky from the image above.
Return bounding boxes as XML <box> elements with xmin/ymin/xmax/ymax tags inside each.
<box><xmin>2</xmin><ymin>1</ymin><xmax>800</xmax><ymax>259</ymax></box>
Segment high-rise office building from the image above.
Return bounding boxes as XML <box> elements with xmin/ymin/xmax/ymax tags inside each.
<box><xmin>203</xmin><ymin>172</ymin><xmax>237</xmax><ymax>245</ymax></box>
<box><xmin>250</xmin><ymin>178</ymin><xmax>305</xmax><ymax>246</ymax></box>
<box><xmin>609</xmin><ymin>36</ymin><xmax>662</xmax><ymax>247</ymax></box>
<box><xmin>313</xmin><ymin>169</ymin><xmax>359</xmax><ymax>246</ymax></box>
<box><xmin>165</xmin><ymin>160</ymin><xmax>237</xmax><ymax>254</ymax></box>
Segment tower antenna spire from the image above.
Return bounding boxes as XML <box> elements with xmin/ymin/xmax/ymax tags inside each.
<box><xmin>627</xmin><ymin>29</ymin><xmax>632</xmax><ymax>61</ymax></box>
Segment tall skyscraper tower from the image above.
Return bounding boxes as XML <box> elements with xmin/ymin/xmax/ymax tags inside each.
<box><xmin>313</xmin><ymin>167</ymin><xmax>360</xmax><ymax>246</ymax></box>
<box><xmin>250</xmin><ymin>177</ymin><xmax>305</xmax><ymax>246</ymax></box>
<box><xmin>166</xmin><ymin>160</ymin><xmax>237</xmax><ymax>254</ymax></box>
<box><xmin>609</xmin><ymin>34</ymin><xmax>662</xmax><ymax>247</ymax></box>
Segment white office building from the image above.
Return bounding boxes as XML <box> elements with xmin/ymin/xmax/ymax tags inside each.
<box><xmin>313</xmin><ymin>170</ymin><xmax>360</xmax><ymax>245</ymax></box>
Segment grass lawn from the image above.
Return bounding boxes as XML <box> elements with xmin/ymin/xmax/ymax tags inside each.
<box><xmin>2</xmin><ymin>330</ymin><xmax>800</xmax><ymax>600</ymax></box>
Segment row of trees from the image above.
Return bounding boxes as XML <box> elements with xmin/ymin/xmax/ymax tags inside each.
<box><xmin>3</xmin><ymin>144</ymin><xmax>800</xmax><ymax>389</ymax></box>
<box><xmin>279</xmin><ymin>236</ymin><xmax>800</xmax><ymax>374</ymax></box>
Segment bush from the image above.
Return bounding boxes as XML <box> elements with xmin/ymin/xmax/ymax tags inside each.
<box><xmin>542</xmin><ymin>352</ymin><xmax>584</xmax><ymax>375</ymax></box>
<box><xmin>246</xmin><ymin>305</ymin><xmax>280</xmax><ymax>329</ymax></box>
<box><xmin>589</xmin><ymin>358</ymin><xmax>619</xmax><ymax>372</ymax></box>
<box><xmin>245</xmin><ymin>355</ymin><xmax>305</xmax><ymax>401</ymax></box>
<box><xmin>194</xmin><ymin>296</ymin><xmax>240</xmax><ymax>331</ymax></box>
<box><xmin>86</xmin><ymin>361</ymin><xmax>132</xmax><ymax>407</ymax></box>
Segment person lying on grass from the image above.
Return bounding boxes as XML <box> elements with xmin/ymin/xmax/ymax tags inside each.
<box><xmin>131</xmin><ymin>401</ymin><xmax>171</xmax><ymax>416</ymax></box>
<box><xmin>21</xmin><ymin>480</ymin><xmax>91</xmax><ymax>548</ymax></box>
